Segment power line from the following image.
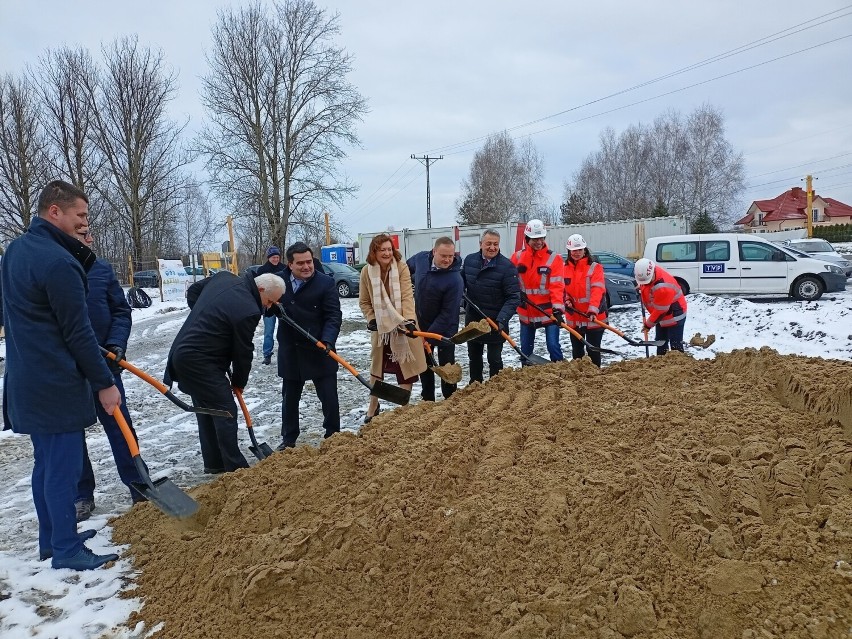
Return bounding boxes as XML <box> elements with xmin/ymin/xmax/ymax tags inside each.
<box><xmin>337</xmin><ymin>158</ymin><xmax>410</xmax><ymax>224</ymax></box>
<box><xmin>344</xmin><ymin>167</ymin><xmax>427</xmax><ymax>229</ymax></box>
<box><xmin>743</xmin><ymin>122</ymin><xmax>852</xmax><ymax>156</ymax></box>
<box><xmin>410</xmin><ymin>155</ymin><xmax>443</xmax><ymax>228</ymax></box>
<box><xmin>746</xmin><ymin>152</ymin><xmax>852</xmax><ymax>180</ymax></box>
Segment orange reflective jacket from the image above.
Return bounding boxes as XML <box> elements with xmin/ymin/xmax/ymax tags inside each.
<box><xmin>564</xmin><ymin>256</ymin><xmax>607</xmax><ymax>328</ymax></box>
<box><xmin>511</xmin><ymin>243</ymin><xmax>564</xmax><ymax>325</ymax></box>
<box><xmin>639</xmin><ymin>265</ymin><xmax>687</xmax><ymax>328</ymax></box>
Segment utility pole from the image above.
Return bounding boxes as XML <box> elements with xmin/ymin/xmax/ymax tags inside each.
<box><xmin>803</xmin><ymin>174</ymin><xmax>816</xmax><ymax>238</ymax></box>
<box><xmin>411</xmin><ymin>154</ymin><xmax>443</xmax><ymax>228</ymax></box>
<box><xmin>324</xmin><ymin>211</ymin><xmax>331</xmax><ymax>246</ymax></box>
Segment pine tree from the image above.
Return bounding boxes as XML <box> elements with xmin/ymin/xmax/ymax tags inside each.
<box><xmin>652</xmin><ymin>199</ymin><xmax>669</xmax><ymax>217</ymax></box>
<box><xmin>692</xmin><ymin>210</ymin><xmax>719</xmax><ymax>233</ymax></box>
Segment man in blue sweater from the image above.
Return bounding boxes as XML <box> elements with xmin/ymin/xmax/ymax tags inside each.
<box><xmin>2</xmin><ymin>180</ymin><xmax>120</xmax><ymax>570</ymax></box>
<box><xmin>407</xmin><ymin>237</ymin><xmax>464</xmax><ymax>401</ymax></box>
<box><xmin>74</xmin><ymin>232</ymin><xmax>145</xmax><ymax>522</ymax></box>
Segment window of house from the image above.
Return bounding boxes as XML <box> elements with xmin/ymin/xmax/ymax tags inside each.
<box><xmin>812</xmin><ymin>208</ymin><xmax>820</xmax><ymax>222</ymax></box>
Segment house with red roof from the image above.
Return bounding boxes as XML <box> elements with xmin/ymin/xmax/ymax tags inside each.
<box><xmin>735</xmin><ymin>187</ymin><xmax>852</xmax><ymax>233</ymax></box>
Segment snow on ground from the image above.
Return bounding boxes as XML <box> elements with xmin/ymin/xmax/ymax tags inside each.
<box><xmin>1</xmin><ymin>284</ymin><xmax>851</xmax><ymax>638</ymax></box>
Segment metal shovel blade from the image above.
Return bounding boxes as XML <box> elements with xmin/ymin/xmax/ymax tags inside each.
<box><xmin>131</xmin><ymin>476</ymin><xmax>199</xmax><ymax>519</ymax></box>
<box><xmin>522</xmin><ymin>352</ymin><xmax>550</xmax><ymax>366</ymax></box>
<box><xmin>249</xmin><ymin>442</ymin><xmax>275</xmax><ymax>460</ymax></box>
<box><xmin>371</xmin><ymin>379</ymin><xmax>411</xmax><ymax>405</ymax></box>
<box><xmin>450</xmin><ymin>320</ymin><xmax>491</xmax><ymax>344</ymax></box>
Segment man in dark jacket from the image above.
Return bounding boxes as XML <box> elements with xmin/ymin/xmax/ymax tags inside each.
<box><xmin>256</xmin><ymin>246</ymin><xmax>286</xmax><ymax>365</ymax></box>
<box><xmin>74</xmin><ymin>232</ymin><xmax>145</xmax><ymax>522</ymax></box>
<box><xmin>274</xmin><ymin>242</ymin><xmax>342</xmax><ymax>449</ymax></box>
<box><xmin>462</xmin><ymin>229</ymin><xmax>520</xmax><ymax>383</ymax></box>
<box><xmin>2</xmin><ymin>180</ymin><xmax>120</xmax><ymax>570</ymax></box>
<box><xmin>166</xmin><ymin>270</ymin><xmax>285</xmax><ymax>473</ymax></box>
<box><xmin>407</xmin><ymin>236</ymin><xmax>464</xmax><ymax>401</ymax></box>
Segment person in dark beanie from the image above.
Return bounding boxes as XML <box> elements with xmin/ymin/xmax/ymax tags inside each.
<box><xmin>2</xmin><ymin>180</ymin><xmax>121</xmax><ymax>570</ymax></box>
<box><xmin>256</xmin><ymin>246</ymin><xmax>286</xmax><ymax>365</ymax></box>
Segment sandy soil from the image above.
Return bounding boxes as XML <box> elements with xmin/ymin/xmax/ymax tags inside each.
<box><xmin>112</xmin><ymin>348</ymin><xmax>852</xmax><ymax>638</ymax></box>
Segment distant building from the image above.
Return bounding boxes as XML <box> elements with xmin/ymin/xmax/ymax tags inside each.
<box><xmin>735</xmin><ymin>187</ymin><xmax>852</xmax><ymax>233</ymax></box>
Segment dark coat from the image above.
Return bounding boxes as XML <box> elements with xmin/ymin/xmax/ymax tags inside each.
<box><xmin>87</xmin><ymin>258</ymin><xmax>132</xmax><ymax>349</ymax></box>
<box><xmin>166</xmin><ymin>270</ymin><xmax>263</xmax><ymax>391</ymax></box>
<box><xmin>256</xmin><ymin>259</ymin><xmax>287</xmax><ymax>277</ymax></box>
<box><xmin>276</xmin><ymin>267</ymin><xmax>342</xmax><ymax>381</ymax></box>
<box><xmin>2</xmin><ymin>217</ymin><xmax>114</xmax><ymax>434</ymax></box>
<box><xmin>462</xmin><ymin>251</ymin><xmax>521</xmax><ymax>344</ymax></box>
<box><xmin>406</xmin><ymin>250</ymin><xmax>464</xmax><ymax>338</ymax></box>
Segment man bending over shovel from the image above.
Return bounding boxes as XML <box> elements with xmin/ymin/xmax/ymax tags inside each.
<box><xmin>165</xmin><ymin>271</ymin><xmax>285</xmax><ymax>473</ymax></box>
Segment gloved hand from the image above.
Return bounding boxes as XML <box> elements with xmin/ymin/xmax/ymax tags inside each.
<box><xmin>323</xmin><ymin>341</ymin><xmax>336</xmax><ymax>352</ymax></box>
<box><xmin>519</xmin><ymin>291</ymin><xmax>528</xmax><ymax>308</ymax></box>
<box><xmin>643</xmin><ymin>318</ymin><xmax>654</xmax><ymax>330</ymax></box>
<box><xmin>516</xmin><ymin>264</ymin><xmax>527</xmax><ymax>274</ymax></box>
<box><xmin>496</xmin><ymin>321</ymin><xmax>508</xmax><ymax>335</ymax></box>
<box><xmin>367</xmin><ymin>319</ymin><xmax>377</xmax><ymax>331</ymax></box>
<box><xmin>553</xmin><ymin>309</ymin><xmax>565</xmax><ymax>325</ymax></box>
<box><xmin>587</xmin><ymin>313</ymin><xmax>597</xmax><ymax>323</ymax></box>
<box><xmin>403</xmin><ymin>320</ymin><xmax>417</xmax><ymax>333</ymax></box>
<box><xmin>104</xmin><ymin>345</ymin><xmax>125</xmax><ymax>374</ymax></box>
<box><xmin>271</xmin><ymin>303</ymin><xmax>285</xmax><ymax>319</ymax></box>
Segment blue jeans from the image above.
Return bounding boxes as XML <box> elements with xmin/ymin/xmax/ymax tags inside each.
<box><xmin>32</xmin><ymin>430</ymin><xmax>86</xmax><ymax>560</ymax></box>
<box><xmin>519</xmin><ymin>322</ymin><xmax>563</xmax><ymax>362</ymax></box>
<box><xmin>263</xmin><ymin>315</ymin><xmax>277</xmax><ymax>358</ymax></box>
<box><xmin>655</xmin><ymin>319</ymin><xmax>686</xmax><ymax>355</ymax></box>
<box><xmin>77</xmin><ymin>374</ymin><xmax>145</xmax><ymax>504</ymax></box>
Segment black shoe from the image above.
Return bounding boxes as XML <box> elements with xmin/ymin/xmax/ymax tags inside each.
<box><xmin>364</xmin><ymin>406</ymin><xmax>381</xmax><ymax>424</ymax></box>
<box><xmin>74</xmin><ymin>500</ymin><xmax>95</xmax><ymax>523</ymax></box>
<box><xmin>39</xmin><ymin>529</ymin><xmax>98</xmax><ymax>561</ymax></box>
<box><xmin>203</xmin><ymin>466</ymin><xmax>226</xmax><ymax>474</ymax></box>
<box><xmin>275</xmin><ymin>442</ymin><xmax>295</xmax><ymax>452</ymax></box>
<box><xmin>262</xmin><ymin>354</ymin><xmax>272</xmax><ymax>365</ymax></box>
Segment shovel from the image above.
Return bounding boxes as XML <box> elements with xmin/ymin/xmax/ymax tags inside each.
<box><xmin>565</xmin><ymin>307</ymin><xmax>665</xmax><ymax>348</ymax></box>
<box><xmin>422</xmin><ymin>340</ymin><xmax>463</xmax><ymax>384</ymax></box>
<box><xmin>525</xmin><ymin>299</ymin><xmax>624</xmax><ymax>357</ymax></box>
<box><xmin>404</xmin><ymin>324</ymin><xmax>489</xmax><ymax>347</ymax></box>
<box><xmin>639</xmin><ymin>297</ymin><xmax>651</xmax><ymax>358</ymax></box>
<box><xmin>113</xmin><ymin>407</ymin><xmax>199</xmax><ymax>519</ymax></box>
<box><xmin>462</xmin><ymin>293</ymin><xmax>548</xmax><ymax>366</ymax></box>
<box><xmin>233</xmin><ymin>388</ymin><xmax>274</xmax><ymax>460</ymax></box>
<box><xmin>276</xmin><ymin>305</ymin><xmax>410</xmax><ymax>406</ymax></box>
<box><xmin>101</xmin><ymin>347</ymin><xmax>232</xmax><ymax>418</ymax></box>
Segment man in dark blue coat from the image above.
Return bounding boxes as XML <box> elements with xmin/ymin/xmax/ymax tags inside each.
<box><xmin>462</xmin><ymin>229</ymin><xmax>520</xmax><ymax>383</ymax></box>
<box><xmin>166</xmin><ymin>270</ymin><xmax>285</xmax><ymax>473</ymax></box>
<box><xmin>274</xmin><ymin>242</ymin><xmax>342</xmax><ymax>449</ymax></box>
<box><xmin>407</xmin><ymin>236</ymin><xmax>464</xmax><ymax>401</ymax></box>
<box><xmin>74</xmin><ymin>232</ymin><xmax>145</xmax><ymax>522</ymax></box>
<box><xmin>255</xmin><ymin>246</ymin><xmax>286</xmax><ymax>365</ymax></box>
<box><xmin>1</xmin><ymin>180</ymin><xmax>120</xmax><ymax>570</ymax></box>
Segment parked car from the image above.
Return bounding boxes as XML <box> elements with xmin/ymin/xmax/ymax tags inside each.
<box><xmin>132</xmin><ymin>270</ymin><xmax>160</xmax><ymax>288</ymax></box>
<box><xmin>780</xmin><ymin>239</ymin><xmax>852</xmax><ymax>277</ymax></box>
<box><xmin>320</xmin><ymin>261</ymin><xmax>360</xmax><ymax>298</ymax></box>
<box><xmin>643</xmin><ymin>233</ymin><xmax>846</xmax><ymax>301</ymax></box>
<box><xmin>184</xmin><ymin>266</ymin><xmax>205</xmax><ymax>276</ymax></box>
<box><xmin>561</xmin><ymin>254</ymin><xmax>638</xmax><ymax>307</ymax></box>
<box><xmin>592</xmin><ymin>251</ymin><xmax>635</xmax><ymax>277</ymax></box>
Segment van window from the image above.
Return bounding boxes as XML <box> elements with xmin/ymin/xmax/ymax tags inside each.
<box><xmin>702</xmin><ymin>240</ymin><xmax>730</xmax><ymax>261</ymax></box>
<box><xmin>656</xmin><ymin>242</ymin><xmax>697</xmax><ymax>262</ymax></box>
<box><xmin>739</xmin><ymin>241</ymin><xmax>790</xmax><ymax>262</ymax></box>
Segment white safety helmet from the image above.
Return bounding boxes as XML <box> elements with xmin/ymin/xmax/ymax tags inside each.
<box><xmin>634</xmin><ymin>258</ymin><xmax>656</xmax><ymax>284</ymax></box>
<box><xmin>566</xmin><ymin>234</ymin><xmax>587</xmax><ymax>251</ymax></box>
<box><xmin>524</xmin><ymin>219</ymin><xmax>547</xmax><ymax>239</ymax></box>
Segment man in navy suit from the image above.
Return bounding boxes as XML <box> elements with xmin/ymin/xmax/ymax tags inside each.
<box><xmin>274</xmin><ymin>242</ymin><xmax>342</xmax><ymax>449</ymax></box>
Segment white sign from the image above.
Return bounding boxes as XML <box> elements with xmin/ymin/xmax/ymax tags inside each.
<box><xmin>158</xmin><ymin>259</ymin><xmax>191</xmax><ymax>303</ymax></box>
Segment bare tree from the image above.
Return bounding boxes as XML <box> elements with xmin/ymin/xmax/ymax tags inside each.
<box><xmin>564</xmin><ymin>104</ymin><xmax>744</xmax><ymax>226</ymax></box>
<box><xmin>0</xmin><ymin>74</ymin><xmax>52</xmax><ymax>243</ymax></box>
<box><xmin>81</xmin><ymin>35</ymin><xmax>189</xmax><ymax>262</ymax></box>
<box><xmin>178</xmin><ymin>180</ymin><xmax>219</xmax><ymax>269</ymax></box>
<box><xmin>289</xmin><ymin>205</ymin><xmax>347</xmax><ymax>253</ymax></box>
<box><xmin>456</xmin><ymin>131</ymin><xmax>549</xmax><ymax>225</ymax></box>
<box><xmin>198</xmin><ymin>0</ymin><xmax>368</xmax><ymax>249</ymax></box>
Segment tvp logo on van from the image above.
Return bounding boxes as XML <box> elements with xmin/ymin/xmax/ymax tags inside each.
<box><xmin>703</xmin><ymin>263</ymin><xmax>725</xmax><ymax>274</ymax></box>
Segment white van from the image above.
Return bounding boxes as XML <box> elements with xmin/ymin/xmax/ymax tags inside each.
<box><xmin>643</xmin><ymin>233</ymin><xmax>847</xmax><ymax>301</ymax></box>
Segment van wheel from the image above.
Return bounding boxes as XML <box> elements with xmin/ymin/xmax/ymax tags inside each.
<box><xmin>791</xmin><ymin>276</ymin><xmax>823</xmax><ymax>301</ymax></box>
<box><xmin>675</xmin><ymin>278</ymin><xmax>690</xmax><ymax>295</ymax></box>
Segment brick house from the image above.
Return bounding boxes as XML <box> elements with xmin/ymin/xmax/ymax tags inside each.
<box><xmin>735</xmin><ymin>187</ymin><xmax>852</xmax><ymax>232</ymax></box>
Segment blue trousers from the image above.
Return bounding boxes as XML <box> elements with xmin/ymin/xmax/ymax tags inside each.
<box><xmin>281</xmin><ymin>375</ymin><xmax>340</xmax><ymax>446</ymax></box>
<box><xmin>263</xmin><ymin>315</ymin><xmax>277</xmax><ymax>358</ymax></box>
<box><xmin>31</xmin><ymin>430</ymin><xmax>86</xmax><ymax>560</ymax></box>
<box><xmin>655</xmin><ymin>319</ymin><xmax>686</xmax><ymax>355</ymax></box>
<box><xmin>77</xmin><ymin>374</ymin><xmax>144</xmax><ymax>504</ymax></box>
<box><xmin>519</xmin><ymin>322</ymin><xmax>564</xmax><ymax>362</ymax></box>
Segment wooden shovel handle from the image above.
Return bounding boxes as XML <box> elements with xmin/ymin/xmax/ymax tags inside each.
<box><xmin>233</xmin><ymin>388</ymin><xmax>252</xmax><ymax>429</ymax></box>
<box><xmin>101</xmin><ymin>347</ymin><xmax>169</xmax><ymax>393</ymax></box>
<box><xmin>113</xmin><ymin>407</ymin><xmax>140</xmax><ymax>458</ymax></box>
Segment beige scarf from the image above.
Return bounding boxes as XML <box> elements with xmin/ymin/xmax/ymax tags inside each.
<box><xmin>367</xmin><ymin>261</ymin><xmax>414</xmax><ymax>363</ymax></box>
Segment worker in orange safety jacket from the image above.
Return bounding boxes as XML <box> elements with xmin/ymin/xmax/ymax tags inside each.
<box><xmin>634</xmin><ymin>258</ymin><xmax>687</xmax><ymax>355</ymax></box>
<box><xmin>563</xmin><ymin>234</ymin><xmax>607</xmax><ymax>367</ymax></box>
<box><xmin>510</xmin><ymin>219</ymin><xmax>564</xmax><ymax>362</ymax></box>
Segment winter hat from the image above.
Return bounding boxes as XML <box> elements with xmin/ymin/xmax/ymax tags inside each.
<box><xmin>267</xmin><ymin>246</ymin><xmax>281</xmax><ymax>257</ymax></box>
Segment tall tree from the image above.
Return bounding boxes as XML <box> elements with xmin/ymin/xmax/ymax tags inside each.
<box><xmin>564</xmin><ymin>104</ymin><xmax>744</xmax><ymax>227</ymax></box>
<box><xmin>81</xmin><ymin>35</ymin><xmax>188</xmax><ymax>262</ymax></box>
<box><xmin>178</xmin><ymin>180</ymin><xmax>219</xmax><ymax>269</ymax></box>
<box><xmin>197</xmin><ymin>0</ymin><xmax>367</xmax><ymax>248</ymax></box>
<box><xmin>0</xmin><ymin>74</ymin><xmax>51</xmax><ymax>243</ymax></box>
<box><xmin>456</xmin><ymin>131</ymin><xmax>548</xmax><ymax>225</ymax></box>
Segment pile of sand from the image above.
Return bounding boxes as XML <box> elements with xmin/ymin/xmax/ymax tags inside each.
<box><xmin>112</xmin><ymin>349</ymin><xmax>852</xmax><ymax>638</ymax></box>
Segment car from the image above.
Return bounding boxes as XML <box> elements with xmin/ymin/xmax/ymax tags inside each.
<box><xmin>320</xmin><ymin>261</ymin><xmax>360</xmax><ymax>298</ymax></box>
<box><xmin>184</xmin><ymin>266</ymin><xmax>205</xmax><ymax>276</ymax></box>
<box><xmin>780</xmin><ymin>239</ymin><xmax>852</xmax><ymax>277</ymax></box>
<box><xmin>592</xmin><ymin>251</ymin><xmax>636</xmax><ymax>277</ymax></box>
<box><xmin>245</xmin><ymin>264</ymin><xmax>262</xmax><ymax>276</ymax></box>
<box><xmin>132</xmin><ymin>270</ymin><xmax>160</xmax><ymax>288</ymax></box>
<box><xmin>561</xmin><ymin>254</ymin><xmax>639</xmax><ymax>307</ymax></box>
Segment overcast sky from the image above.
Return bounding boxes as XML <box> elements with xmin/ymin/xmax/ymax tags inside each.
<box><xmin>2</xmin><ymin>0</ymin><xmax>851</xmax><ymax>240</ymax></box>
